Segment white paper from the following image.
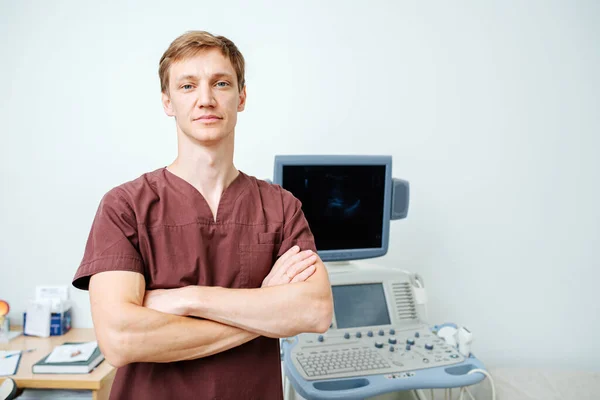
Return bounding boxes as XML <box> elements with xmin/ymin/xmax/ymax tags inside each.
<box><xmin>24</xmin><ymin>300</ymin><xmax>51</xmax><ymax>337</ymax></box>
<box><xmin>36</xmin><ymin>286</ymin><xmax>70</xmax><ymax>313</ymax></box>
<box><xmin>36</xmin><ymin>285</ymin><xmax>69</xmax><ymax>302</ymax></box>
<box><xmin>0</xmin><ymin>350</ymin><xmax>21</xmax><ymax>376</ymax></box>
<box><xmin>46</xmin><ymin>341</ymin><xmax>98</xmax><ymax>363</ymax></box>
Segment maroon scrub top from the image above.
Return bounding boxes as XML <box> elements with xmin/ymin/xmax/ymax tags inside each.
<box><xmin>73</xmin><ymin>167</ymin><xmax>317</xmax><ymax>400</ymax></box>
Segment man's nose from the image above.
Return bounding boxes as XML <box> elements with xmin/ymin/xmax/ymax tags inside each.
<box><xmin>197</xmin><ymin>83</ymin><xmax>216</xmax><ymax>107</ymax></box>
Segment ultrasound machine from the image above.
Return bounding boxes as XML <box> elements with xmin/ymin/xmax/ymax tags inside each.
<box><xmin>272</xmin><ymin>156</ymin><xmax>490</xmax><ymax>400</ymax></box>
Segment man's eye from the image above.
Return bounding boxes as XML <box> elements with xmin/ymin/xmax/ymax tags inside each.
<box><xmin>182</xmin><ymin>84</ymin><xmax>193</xmax><ymax>90</ymax></box>
<box><xmin>216</xmin><ymin>81</ymin><xmax>230</xmax><ymax>88</ymax></box>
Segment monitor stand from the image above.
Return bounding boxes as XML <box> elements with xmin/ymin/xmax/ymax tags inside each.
<box><xmin>323</xmin><ymin>261</ymin><xmax>367</xmax><ymax>275</ymax></box>
<box><xmin>323</xmin><ymin>260</ymin><xmax>406</xmax><ymax>278</ymax></box>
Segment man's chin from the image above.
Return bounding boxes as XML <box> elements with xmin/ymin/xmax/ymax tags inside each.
<box><xmin>183</xmin><ymin>130</ymin><xmax>232</xmax><ymax>145</ymax></box>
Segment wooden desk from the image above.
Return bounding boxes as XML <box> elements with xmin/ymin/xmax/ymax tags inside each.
<box><xmin>0</xmin><ymin>328</ymin><xmax>115</xmax><ymax>400</ymax></box>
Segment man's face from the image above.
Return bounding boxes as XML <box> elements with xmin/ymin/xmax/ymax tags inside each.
<box><xmin>162</xmin><ymin>48</ymin><xmax>246</xmax><ymax>145</ymax></box>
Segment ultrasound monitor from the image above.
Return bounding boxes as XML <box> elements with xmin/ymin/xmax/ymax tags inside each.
<box><xmin>331</xmin><ymin>283</ymin><xmax>391</xmax><ymax>328</ymax></box>
<box><xmin>273</xmin><ymin>155</ymin><xmax>393</xmax><ymax>262</ymax></box>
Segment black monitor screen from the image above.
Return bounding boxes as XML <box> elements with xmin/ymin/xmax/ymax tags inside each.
<box><xmin>282</xmin><ymin>165</ymin><xmax>385</xmax><ymax>250</ymax></box>
<box><xmin>332</xmin><ymin>284</ymin><xmax>391</xmax><ymax>329</ymax></box>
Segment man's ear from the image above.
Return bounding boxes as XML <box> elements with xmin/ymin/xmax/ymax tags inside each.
<box><xmin>237</xmin><ymin>86</ymin><xmax>247</xmax><ymax>112</ymax></box>
<box><xmin>162</xmin><ymin>92</ymin><xmax>175</xmax><ymax>117</ymax></box>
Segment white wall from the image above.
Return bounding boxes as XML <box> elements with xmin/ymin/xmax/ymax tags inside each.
<box><xmin>1</xmin><ymin>0</ymin><xmax>598</xmax><ymax>371</ymax></box>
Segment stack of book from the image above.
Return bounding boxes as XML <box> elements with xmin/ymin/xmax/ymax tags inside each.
<box><xmin>33</xmin><ymin>341</ymin><xmax>104</xmax><ymax>374</ymax></box>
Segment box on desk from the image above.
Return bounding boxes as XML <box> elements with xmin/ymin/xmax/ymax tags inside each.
<box><xmin>23</xmin><ymin>308</ymin><xmax>72</xmax><ymax>336</ymax></box>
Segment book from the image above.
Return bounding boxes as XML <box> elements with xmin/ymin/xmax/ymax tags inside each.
<box><xmin>32</xmin><ymin>342</ymin><xmax>104</xmax><ymax>374</ymax></box>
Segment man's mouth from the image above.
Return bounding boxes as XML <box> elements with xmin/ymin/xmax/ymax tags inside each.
<box><xmin>195</xmin><ymin>115</ymin><xmax>222</xmax><ymax>121</ymax></box>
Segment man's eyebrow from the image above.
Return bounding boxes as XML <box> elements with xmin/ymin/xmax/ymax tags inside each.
<box><xmin>212</xmin><ymin>72</ymin><xmax>234</xmax><ymax>79</ymax></box>
<box><xmin>175</xmin><ymin>74</ymin><xmax>199</xmax><ymax>83</ymax></box>
<box><xmin>175</xmin><ymin>72</ymin><xmax>234</xmax><ymax>83</ymax></box>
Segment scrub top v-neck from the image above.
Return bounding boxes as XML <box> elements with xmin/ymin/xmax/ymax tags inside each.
<box><xmin>73</xmin><ymin>167</ymin><xmax>316</xmax><ymax>400</ymax></box>
<box><xmin>162</xmin><ymin>167</ymin><xmax>245</xmax><ymax>223</ymax></box>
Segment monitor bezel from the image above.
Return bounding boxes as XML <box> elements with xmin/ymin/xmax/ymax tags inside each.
<box><xmin>273</xmin><ymin>155</ymin><xmax>392</xmax><ymax>262</ymax></box>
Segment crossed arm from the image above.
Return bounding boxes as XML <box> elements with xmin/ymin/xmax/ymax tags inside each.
<box><xmin>90</xmin><ymin>247</ymin><xmax>333</xmax><ymax>367</ymax></box>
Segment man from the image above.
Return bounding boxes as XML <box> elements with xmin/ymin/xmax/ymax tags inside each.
<box><xmin>72</xmin><ymin>31</ymin><xmax>333</xmax><ymax>400</ymax></box>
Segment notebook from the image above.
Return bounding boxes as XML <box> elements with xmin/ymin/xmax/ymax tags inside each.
<box><xmin>0</xmin><ymin>350</ymin><xmax>22</xmax><ymax>376</ymax></box>
<box><xmin>32</xmin><ymin>342</ymin><xmax>104</xmax><ymax>374</ymax></box>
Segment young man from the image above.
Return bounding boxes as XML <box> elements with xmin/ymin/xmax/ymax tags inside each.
<box><xmin>72</xmin><ymin>31</ymin><xmax>333</xmax><ymax>400</ymax></box>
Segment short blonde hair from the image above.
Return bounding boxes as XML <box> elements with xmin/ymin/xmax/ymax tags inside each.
<box><xmin>159</xmin><ymin>31</ymin><xmax>246</xmax><ymax>94</ymax></box>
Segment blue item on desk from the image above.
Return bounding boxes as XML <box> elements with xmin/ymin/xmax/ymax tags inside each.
<box><xmin>23</xmin><ymin>308</ymin><xmax>72</xmax><ymax>336</ymax></box>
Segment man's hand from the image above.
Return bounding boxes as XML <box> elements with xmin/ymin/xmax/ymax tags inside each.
<box><xmin>144</xmin><ymin>287</ymin><xmax>189</xmax><ymax>316</ymax></box>
<box><xmin>261</xmin><ymin>245</ymin><xmax>318</xmax><ymax>287</ymax></box>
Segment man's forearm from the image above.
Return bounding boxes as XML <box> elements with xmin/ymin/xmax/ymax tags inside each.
<box><xmin>179</xmin><ymin>263</ymin><xmax>333</xmax><ymax>338</ymax></box>
<box><xmin>95</xmin><ymin>302</ymin><xmax>258</xmax><ymax>367</ymax></box>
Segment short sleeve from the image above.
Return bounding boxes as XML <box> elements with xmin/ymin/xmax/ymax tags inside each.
<box><xmin>277</xmin><ymin>190</ymin><xmax>318</xmax><ymax>257</ymax></box>
<box><xmin>72</xmin><ymin>188</ymin><xmax>145</xmax><ymax>290</ymax></box>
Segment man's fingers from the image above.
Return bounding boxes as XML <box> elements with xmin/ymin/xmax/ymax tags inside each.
<box><xmin>279</xmin><ymin>251</ymin><xmax>313</xmax><ymax>280</ymax></box>
<box><xmin>290</xmin><ymin>264</ymin><xmax>317</xmax><ymax>283</ymax></box>
<box><xmin>281</xmin><ymin>250</ymin><xmax>314</xmax><ymax>271</ymax></box>
<box><xmin>263</xmin><ymin>247</ymin><xmax>317</xmax><ymax>287</ymax></box>
<box><xmin>273</xmin><ymin>249</ymin><xmax>313</xmax><ymax>280</ymax></box>
<box><xmin>270</xmin><ymin>245</ymin><xmax>300</xmax><ymax>274</ymax></box>
<box><xmin>278</xmin><ymin>245</ymin><xmax>300</xmax><ymax>264</ymax></box>
<box><xmin>287</xmin><ymin>254</ymin><xmax>317</xmax><ymax>277</ymax></box>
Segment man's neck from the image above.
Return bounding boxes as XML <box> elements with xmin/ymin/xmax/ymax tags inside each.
<box><xmin>167</xmin><ymin>131</ymin><xmax>239</xmax><ymax>205</ymax></box>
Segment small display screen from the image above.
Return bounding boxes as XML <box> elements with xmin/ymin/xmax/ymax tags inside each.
<box><xmin>281</xmin><ymin>165</ymin><xmax>386</xmax><ymax>251</ymax></box>
<box><xmin>332</xmin><ymin>283</ymin><xmax>391</xmax><ymax>329</ymax></box>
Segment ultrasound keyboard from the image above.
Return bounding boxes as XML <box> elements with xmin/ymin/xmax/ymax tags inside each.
<box><xmin>296</xmin><ymin>347</ymin><xmax>391</xmax><ymax>378</ymax></box>
<box><xmin>289</xmin><ymin>327</ymin><xmax>464</xmax><ymax>381</ymax></box>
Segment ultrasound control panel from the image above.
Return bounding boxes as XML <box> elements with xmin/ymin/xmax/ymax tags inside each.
<box><xmin>290</xmin><ymin>327</ymin><xmax>464</xmax><ymax>381</ymax></box>
<box><xmin>287</xmin><ymin>264</ymin><xmax>465</xmax><ymax>382</ymax></box>
<box><xmin>283</xmin><ymin>264</ymin><xmax>488</xmax><ymax>400</ymax></box>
